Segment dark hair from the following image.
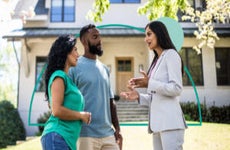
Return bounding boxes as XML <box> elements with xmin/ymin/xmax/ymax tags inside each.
<box><xmin>45</xmin><ymin>34</ymin><xmax>76</xmax><ymax>101</ymax></box>
<box><xmin>145</xmin><ymin>21</ymin><xmax>184</xmax><ymax>75</ymax></box>
<box><xmin>79</xmin><ymin>24</ymin><xmax>96</xmax><ymax>41</ymax></box>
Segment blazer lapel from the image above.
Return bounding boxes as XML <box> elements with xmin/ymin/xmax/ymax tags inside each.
<box><xmin>151</xmin><ymin>50</ymin><xmax>167</xmax><ymax>78</ymax></box>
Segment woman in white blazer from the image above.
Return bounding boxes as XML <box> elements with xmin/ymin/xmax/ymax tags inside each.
<box><xmin>120</xmin><ymin>21</ymin><xmax>187</xmax><ymax>150</ymax></box>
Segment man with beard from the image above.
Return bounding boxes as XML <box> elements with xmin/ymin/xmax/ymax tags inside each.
<box><xmin>69</xmin><ymin>24</ymin><xmax>122</xmax><ymax>150</ymax></box>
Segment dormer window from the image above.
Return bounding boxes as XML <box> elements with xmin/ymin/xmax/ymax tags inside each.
<box><xmin>50</xmin><ymin>0</ymin><xmax>75</xmax><ymax>22</ymax></box>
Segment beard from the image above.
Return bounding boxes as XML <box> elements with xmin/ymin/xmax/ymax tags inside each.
<box><xmin>88</xmin><ymin>43</ymin><xmax>103</xmax><ymax>56</ymax></box>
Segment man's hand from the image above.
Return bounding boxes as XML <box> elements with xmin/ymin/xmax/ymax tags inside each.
<box><xmin>120</xmin><ymin>90</ymin><xmax>139</xmax><ymax>101</ymax></box>
<box><xmin>114</xmin><ymin>130</ymin><xmax>123</xmax><ymax>150</ymax></box>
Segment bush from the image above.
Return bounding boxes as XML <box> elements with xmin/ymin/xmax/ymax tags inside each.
<box><xmin>0</xmin><ymin>100</ymin><xmax>26</xmax><ymax>148</ymax></box>
<box><xmin>36</xmin><ymin>111</ymin><xmax>51</xmax><ymax>135</ymax></box>
<box><xmin>181</xmin><ymin>101</ymin><xmax>230</xmax><ymax>124</ymax></box>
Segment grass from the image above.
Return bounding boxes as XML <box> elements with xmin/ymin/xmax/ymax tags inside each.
<box><xmin>1</xmin><ymin>122</ymin><xmax>230</xmax><ymax>150</ymax></box>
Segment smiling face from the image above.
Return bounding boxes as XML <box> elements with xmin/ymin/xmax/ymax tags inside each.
<box><xmin>66</xmin><ymin>44</ymin><xmax>79</xmax><ymax>67</ymax></box>
<box><xmin>144</xmin><ymin>26</ymin><xmax>158</xmax><ymax>50</ymax></box>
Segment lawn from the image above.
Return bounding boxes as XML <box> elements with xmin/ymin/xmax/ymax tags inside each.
<box><xmin>2</xmin><ymin>122</ymin><xmax>230</xmax><ymax>150</ymax></box>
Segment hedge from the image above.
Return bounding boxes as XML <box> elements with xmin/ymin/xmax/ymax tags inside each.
<box><xmin>0</xmin><ymin>100</ymin><xmax>26</xmax><ymax>148</ymax></box>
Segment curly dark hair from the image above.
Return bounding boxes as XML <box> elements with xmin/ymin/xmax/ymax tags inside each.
<box><xmin>79</xmin><ymin>24</ymin><xmax>96</xmax><ymax>42</ymax></box>
<box><xmin>45</xmin><ymin>34</ymin><xmax>76</xmax><ymax>101</ymax></box>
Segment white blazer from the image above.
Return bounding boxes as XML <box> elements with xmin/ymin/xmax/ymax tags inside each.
<box><xmin>139</xmin><ymin>49</ymin><xmax>187</xmax><ymax>133</ymax></box>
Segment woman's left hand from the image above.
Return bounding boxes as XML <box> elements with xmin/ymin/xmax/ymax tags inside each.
<box><xmin>127</xmin><ymin>71</ymin><xmax>149</xmax><ymax>90</ymax></box>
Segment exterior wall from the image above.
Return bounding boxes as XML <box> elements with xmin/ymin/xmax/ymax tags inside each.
<box><xmin>181</xmin><ymin>37</ymin><xmax>230</xmax><ymax>107</ymax></box>
<box><xmin>100</xmin><ymin>36</ymin><xmax>148</xmax><ymax>93</ymax></box>
<box><xmin>48</xmin><ymin>0</ymin><xmax>149</xmax><ymax>28</ymax></box>
<box><xmin>19</xmin><ymin>38</ymin><xmax>53</xmax><ymax>135</ymax></box>
<box><xmin>18</xmin><ymin>36</ymin><xmax>148</xmax><ymax>135</ymax></box>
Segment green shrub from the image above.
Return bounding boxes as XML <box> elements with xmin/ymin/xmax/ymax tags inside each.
<box><xmin>36</xmin><ymin>111</ymin><xmax>51</xmax><ymax>135</ymax></box>
<box><xmin>181</xmin><ymin>101</ymin><xmax>230</xmax><ymax>124</ymax></box>
<box><xmin>0</xmin><ymin>100</ymin><xmax>26</xmax><ymax>148</ymax></box>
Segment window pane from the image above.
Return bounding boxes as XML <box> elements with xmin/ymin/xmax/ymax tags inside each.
<box><xmin>64</xmin><ymin>14</ymin><xmax>74</xmax><ymax>22</ymax></box>
<box><xmin>179</xmin><ymin>48</ymin><xmax>203</xmax><ymax>86</ymax></box>
<box><xmin>110</xmin><ymin>0</ymin><xmax>122</xmax><ymax>3</ymax></box>
<box><xmin>51</xmin><ymin>15</ymin><xmax>62</xmax><ymax>22</ymax></box>
<box><xmin>51</xmin><ymin>0</ymin><xmax>75</xmax><ymax>22</ymax></box>
<box><xmin>215</xmin><ymin>48</ymin><xmax>230</xmax><ymax>85</ymax></box>
<box><xmin>64</xmin><ymin>0</ymin><xmax>75</xmax><ymax>22</ymax></box>
<box><xmin>64</xmin><ymin>0</ymin><xmax>74</xmax><ymax>6</ymax></box>
<box><xmin>118</xmin><ymin>60</ymin><xmax>131</xmax><ymax>71</ymax></box>
<box><xmin>51</xmin><ymin>0</ymin><xmax>62</xmax><ymax>22</ymax></box>
<box><xmin>125</xmin><ymin>0</ymin><xmax>140</xmax><ymax>3</ymax></box>
<box><xmin>36</xmin><ymin>57</ymin><xmax>47</xmax><ymax>92</ymax></box>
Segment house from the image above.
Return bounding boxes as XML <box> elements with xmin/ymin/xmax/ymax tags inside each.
<box><xmin>3</xmin><ymin>0</ymin><xmax>230</xmax><ymax>136</ymax></box>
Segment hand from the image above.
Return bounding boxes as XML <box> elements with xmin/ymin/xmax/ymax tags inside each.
<box><xmin>80</xmin><ymin>112</ymin><xmax>91</xmax><ymax>124</ymax></box>
<box><xmin>127</xmin><ymin>70</ymin><xmax>149</xmax><ymax>90</ymax></box>
<box><xmin>120</xmin><ymin>90</ymin><xmax>139</xmax><ymax>101</ymax></box>
<box><xmin>114</xmin><ymin>130</ymin><xmax>123</xmax><ymax>150</ymax></box>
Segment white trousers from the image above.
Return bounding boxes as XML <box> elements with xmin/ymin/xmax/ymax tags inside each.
<box><xmin>153</xmin><ymin>129</ymin><xmax>185</xmax><ymax>150</ymax></box>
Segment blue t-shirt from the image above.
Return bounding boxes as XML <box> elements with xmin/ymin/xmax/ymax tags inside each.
<box><xmin>42</xmin><ymin>70</ymin><xmax>84</xmax><ymax>150</ymax></box>
<box><xmin>69</xmin><ymin>56</ymin><xmax>114</xmax><ymax>138</ymax></box>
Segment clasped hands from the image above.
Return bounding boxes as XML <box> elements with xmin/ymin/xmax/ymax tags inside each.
<box><xmin>120</xmin><ymin>70</ymin><xmax>149</xmax><ymax>100</ymax></box>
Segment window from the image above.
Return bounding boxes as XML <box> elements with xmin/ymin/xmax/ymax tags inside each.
<box><xmin>215</xmin><ymin>48</ymin><xmax>230</xmax><ymax>85</ymax></box>
<box><xmin>110</xmin><ymin>0</ymin><xmax>140</xmax><ymax>3</ymax></box>
<box><xmin>179</xmin><ymin>48</ymin><xmax>204</xmax><ymax>86</ymax></box>
<box><xmin>118</xmin><ymin>60</ymin><xmax>131</xmax><ymax>71</ymax></box>
<box><xmin>35</xmin><ymin>57</ymin><xmax>47</xmax><ymax>92</ymax></box>
<box><xmin>51</xmin><ymin>0</ymin><xmax>75</xmax><ymax>22</ymax></box>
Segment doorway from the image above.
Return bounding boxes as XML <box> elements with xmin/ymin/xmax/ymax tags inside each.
<box><xmin>116</xmin><ymin>57</ymin><xmax>134</xmax><ymax>94</ymax></box>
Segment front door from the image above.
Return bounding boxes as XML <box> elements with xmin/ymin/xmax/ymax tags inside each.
<box><xmin>116</xmin><ymin>57</ymin><xmax>134</xmax><ymax>94</ymax></box>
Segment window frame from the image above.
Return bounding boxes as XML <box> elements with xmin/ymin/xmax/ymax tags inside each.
<box><xmin>35</xmin><ymin>57</ymin><xmax>47</xmax><ymax>92</ymax></box>
<box><xmin>50</xmin><ymin>0</ymin><xmax>75</xmax><ymax>22</ymax></box>
<box><xmin>215</xmin><ymin>48</ymin><xmax>230</xmax><ymax>86</ymax></box>
<box><xmin>179</xmin><ymin>47</ymin><xmax>204</xmax><ymax>86</ymax></box>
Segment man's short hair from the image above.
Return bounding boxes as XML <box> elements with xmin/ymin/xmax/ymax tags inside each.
<box><xmin>79</xmin><ymin>24</ymin><xmax>96</xmax><ymax>41</ymax></box>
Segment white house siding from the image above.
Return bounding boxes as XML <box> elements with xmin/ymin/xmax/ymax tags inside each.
<box><xmin>181</xmin><ymin>37</ymin><xmax>230</xmax><ymax>107</ymax></box>
<box><xmin>48</xmin><ymin>0</ymin><xmax>149</xmax><ymax>28</ymax></box>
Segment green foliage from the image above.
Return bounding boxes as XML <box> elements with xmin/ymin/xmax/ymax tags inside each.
<box><xmin>138</xmin><ymin>0</ymin><xmax>188</xmax><ymax>21</ymax></box>
<box><xmin>0</xmin><ymin>100</ymin><xmax>26</xmax><ymax>148</ymax></box>
<box><xmin>181</xmin><ymin>101</ymin><xmax>230</xmax><ymax>124</ymax></box>
<box><xmin>87</xmin><ymin>0</ymin><xmax>189</xmax><ymax>22</ymax></box>
<box><xmin>36</xmin><ymin>111</ymin><xmax>51</xmax><ymax>136</ymax></box>
<box><xmin>87</xmin><ymin>0</ymin><xmax>110</xmax><ymax>22</ymax></box>
<box><xmin>0</xmin><ymin>42</ymin><xmax>19</xmax><ymax>106</ymax></box>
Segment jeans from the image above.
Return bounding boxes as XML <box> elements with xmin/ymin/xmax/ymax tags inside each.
<box><xmin>41</xmin><ymin>132</ymin><xmax>70</xmax><ymax>150</ymax></box>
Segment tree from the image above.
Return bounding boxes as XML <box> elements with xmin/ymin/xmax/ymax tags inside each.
<box><xmin>87</xmin><ymin>0</ymin><xmax>110</xmax><ymax>22</ymax></box>
<box><xmin>87</xmin><ymin>0</ymin><xmax>230</xmax><ymax>53</ymax></box>
<box><xmin>0</xmin><ymin>42</ymin><xmax>19</xmax><ymax>106</ymax></box>
<box><xmin>182</xmin><ymin>0</ymin><xmax>230</xmax><ymax>53</ymax></box>
<box><xmin>0</xmin><ymin>0</ymin><xmax>21</xmax><ymax>106</ymax></box>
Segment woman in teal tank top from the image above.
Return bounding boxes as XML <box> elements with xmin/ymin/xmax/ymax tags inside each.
<box><xmin>41</xmin><ymin>35</ymin><xmax>91</xmax><ymax>150</ymax></box>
